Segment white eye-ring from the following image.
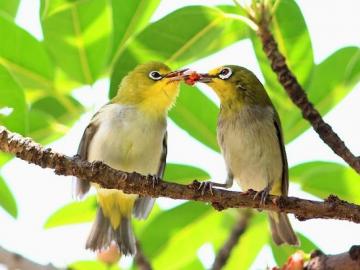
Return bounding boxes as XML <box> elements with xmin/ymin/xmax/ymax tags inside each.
<box><xmin>218</xmin><ymin>67</ymin><xmax>232</xmax><ymax>80</ymax></box>
<box><xmin>149</xmin><ymin>71</ymin><xmax>163</xmax><ymax>81</ymax></box>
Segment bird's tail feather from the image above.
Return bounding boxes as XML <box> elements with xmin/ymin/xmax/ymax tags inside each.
<box><xmin>73</xmin><ymin>178</ymin><xmax>90</xmax><ymax>200</ymax></box>
<box><xmin>268</xmin><ymin>211</ymin><xmax>299</xmax><ymax>246</ymax></box>
<box><xmin>86</xmin><ymin>207</ymin><xmax>136</xmax><ymax>255</ymax></box>
<box><xmin>118</xmin><ymin>217</ymin><xmax>136</xmax><ymax>255</ymax></box>
<box><xmin>133</xmin><ymin>196</ymin><xmax>155</xmax><ymax>219</ymax></box>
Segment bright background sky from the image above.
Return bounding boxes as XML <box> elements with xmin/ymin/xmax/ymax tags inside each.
<box><xmin>0</xmin><ymin>0</ymin><xmax>360</xmax><ymax>269</ymax></box>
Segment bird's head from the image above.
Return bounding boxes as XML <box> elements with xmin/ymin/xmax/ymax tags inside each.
<box><xmin>114</xmin><ymin>62</ymin><xmax>186</xmax><ymax>115</ymax></box>
<box><xmin>197</xmin><ymin>65</ymin><xmax>271</xmax><ymax>109</ymax></box>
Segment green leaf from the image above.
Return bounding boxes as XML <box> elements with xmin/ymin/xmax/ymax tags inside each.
<box><xmin>0</xmin><ymin>175</ymin><xmax>18</xmax><ymax>218</ymax></box>
<box><xmin>0</xmin><ymin>153</ymin><xmax>11</xmax><ymax>167</ymax></box>
<box><xmin>45</xmin><ymin>197</ymin><xmax>163</xmax><ymax>231</ymax></box>
<box><xmin>151</xmin><ymin>208</ymin><xmax>235</xmax><ymax>269</ymax></box>
<box><xmin>0</xmin><ymin>65</ymin><xmax>27</xmax><ymax>135</ymax></box>
<box><xmin>110</xmin><ymin>5</ymin><xmax>249</xmax><ymax>98</ymax></box>
<box><xmin>139</xmin><ymin>202</ymin><xmax>212</xmax><ymax>259</ymax></box>
<box><xmin>53</xmin><ymin>68</ymin><xmax>83</xmax><ymax>95</ymax></box>
<box><xmin>0</xmin><ymin>15</ymin><xmax>55</xmax><ymax>91</ymax></box>
<box><xmin>111</xmin><ymin>0</ymin><xmax>161</xmax><ymax>63</ymax></box>
<box><xmin>169</xmin><ymin>85</ymin><xmax>219</xmax><ymax>152</ymax></box>
<box><xmin>69</xmin><ymin>261</ymin><xmax>108</xmax><ymax>270</ymax></box>
<box><xmin>180</xmin><ymin>258</ymin><xmax>205</xmax><ymax>270</ymax></box>
<box><xmin>27</xmin><ymin>109</ymin><xmax>68</xmax><ymax>144</ymax></box>
<box><xmin>164</xmin><ymin>163</ymin><xmax>210</xmax><ymax>184</ymax></box>
<box><xmin>40</xmin><ymin>0</ymin><xmax>112</xmax><ymax>84</ymax></box>
<box><xmin>290</xmin><ymin>161</ymin><xmax>360</xmax><ymax>203</ymax></box>
<box><xmin>44</xmin><ymin>195</ymin><xmax>97</xmax><ymax>229</ymax></box>
<box><xmin>250</xmin><ymin>0</ymin><xmax>314</xmax><ymax>143</ymax></box>
<box><xmin>31</xmin><ymin>94</ymin><xmax>83</xmax><ymax>125</ymax></box>
<box><xmin>224</xmin><ymin>213</ymin><xmax>269</xmax><ymax>270</ymax></box>
<box><xmin>0</xmin><ymin>0</ymin><xmax>20</xmax><ymax>19</ymax></box>
<box><xmin>271</xmin><ymin>233</ymin><xmax>317</xmax><ymax>266</ymax></box>
<box><xmin>288</xmin><ymin>47</ymin><xmax>360</xmax><ymax>137</ymax></box>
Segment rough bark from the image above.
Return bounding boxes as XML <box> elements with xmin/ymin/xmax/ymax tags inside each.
<box><xmin>134</xmin><ymin>241</ymin><xmax>152</xmax><ymax>270</ymax></box>
<box><xmin>253</xmin><ymin>7</ymin><xmax>360</xmax><ymax>174</ymax></box>
<box><xmin>1</xmin><ymin>126</ymin><xmax>360</xmax><ymax>223</ymax></box>
<box><xmin>0</xmin><ymin>246</ymin><xmax>60</xmax><ymax>270</ymax></box>
<box><xmin>211</xmin><ymin>211</ymin><xmax>252</xmax><ymax>270</ymax></box>
<box><xmin>306</xmin><ymin>246</ymin><xmax>360</xmax><ymax>270</ymax></box>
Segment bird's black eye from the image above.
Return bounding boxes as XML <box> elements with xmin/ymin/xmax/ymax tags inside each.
<box><xmin>218</xmin><ymin>67</ymin><xmax>232</xmax><ymax>80</ymax></box>
<box><xmin>149</xmin><ymin>71</ymin><xmax>163</xmax><ymax>81</ymax></box>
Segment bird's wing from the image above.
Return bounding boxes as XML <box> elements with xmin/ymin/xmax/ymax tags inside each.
<box><xmin>133</xmin><ymin>132</ymin><xmax>167</xmax><ymax>220</ymax></box>
<box><xmin>73</xmin><ymin>116</ymin><xmax>100</xmax><ymax>199</ymax></box>
<box><xmin>157</xmin><ymin>131</ymin><xmax>167</xmax><ymax>178</ymax></box>
<box><xmin>273</xmin><ymin>112</ymin><xmax>289</xmax><ymax>196</ymax></box>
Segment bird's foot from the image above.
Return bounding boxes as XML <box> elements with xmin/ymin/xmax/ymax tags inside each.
<box><xmin>198</xmin><ymin>181</ymin><xmax>215</xmax><ymax>196</ymax></box>
<box><xmin>191</xmin><ymin>181</ymin><xmax>229</xmax><ymax>196</ymax></box>
<box><xmin>253</xmin><ymin>186</ymin><xmax>270</xmax><ymax>206</ymax></box>
<box><xmin>244</xmin><ymin>189</ymin><xmax>256</xmax><ymax>196</ymax></box>
<box><xmin>147</xmin><ymin>175</ymin><xmax>161</xmax><ymax>188</ymax></box>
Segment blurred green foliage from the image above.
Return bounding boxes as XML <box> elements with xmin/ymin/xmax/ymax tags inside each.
<box><xmin>250</xmin><ymin>0</ymin><xmax>314</xmax><ymax>143</ymax></box>
<box><xmin>40</xmin><ymin>0</ymin><xmax>112</xmax><ymax>84</ymax></box>
<box><xmin>0</xmin><ymin>0</ymin><xmax>359</xmax><ymax>269</ymax></box>
<box><xmin>290</xmin><ymin>161</ymin><xmax>360</xmax><ymax>203</ymax></box>
<box><xmin>169</xmin><ymin>84</ymin><xmax>219</xmax><ymax>151</ymax></box>
<box><xmin>0</xmin><ymin>0</ymin><xmax>19</xmax><ymax>19</ymax></box>
<box><xmin>69</xmin><ymin>260</ymin><xmax>120</xmax><ymax>270</ymax></box>
<box><xmin>0</xmin><ymin>175</ymin><xmax>17</xmax><ymax>218</ymax></box>
<box><xmin>224</xmin><ymin>214</ymin><xmax>269</xmax><ymax>270</ymax></box>
<box><xmin>271</xmin><ymin>233</ymin><xmax>317</xmax><ymax>266</ymax></box>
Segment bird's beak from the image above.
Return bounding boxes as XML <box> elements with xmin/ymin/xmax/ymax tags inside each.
<box><xmin>164</xmin><ymin>68</ymin><xmax>189</xmax><ymax>82</ymax></box>
<box><xmin>197</xmin><ymin>73</ymin><xmax>214</xmax><ymax>83</ymax></box>
<box><xmin>182</xmin><ymin>71</ymin><xmax>214</xmax><ymax>85</ymax></box>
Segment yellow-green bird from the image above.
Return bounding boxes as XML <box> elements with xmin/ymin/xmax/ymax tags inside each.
<box><xmin>197</xmin><ymin>65</ymin><xmax>299</xmax><ymax>246</ymax></box>
<box><xmin>74</xmin><ymin>62</ymin><xmax>185</xmax><ymax>255</ymax></box>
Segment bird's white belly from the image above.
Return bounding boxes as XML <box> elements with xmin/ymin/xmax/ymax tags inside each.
<box><xmin>218</xmin><ymin>107</ymin><xmax>282</xmax><ymax>193</ymax></box>
<box><xmin>88</xmin><ymin>104</ymin><xmax>165</xmax><ymax>176</ymax></box>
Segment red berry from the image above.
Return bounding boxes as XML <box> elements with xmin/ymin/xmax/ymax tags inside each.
<box><xmin>184</xmin><ymin>72</ymin><xmax>200</xmax><ymax>85</ymax></box>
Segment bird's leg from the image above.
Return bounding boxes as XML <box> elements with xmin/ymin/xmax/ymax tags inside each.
<box><xmin>197</xmin><ymin>181</ymin><xmax>214</xmax><ymax>196</ymax></box>
<box><xmin>197</xmin><ymin>181</ymin><xmax>229</xmax><ymax>196</ymax></box>
<box><xmin>147</xmin><ymin>175</ymin><xmax>161</xmax><ymax>188</ymax></box>
<box><xmin>253</xmin><ymin>185</ymin><xmax>271</xmax><ymax>206</ymax></box>
<box><xmin>193</xmin><ymin>173</ymin><xmax>233</xmax><ymax>196</ymax></box>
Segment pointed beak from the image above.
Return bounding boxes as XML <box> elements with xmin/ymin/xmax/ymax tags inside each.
<box><xmin>197</xmin><ymin>73</ymin><xmax>214</xmax><ymax>83</ymax></box>
<box><xmin>182</xmin><ymin>71</ymin><xmax>214</xmax><ymax>85</ymax></box>
<box><xmin>164</xmin><ymin>68</ymin><xmax>189</xmax><ymax>81</ymax></box>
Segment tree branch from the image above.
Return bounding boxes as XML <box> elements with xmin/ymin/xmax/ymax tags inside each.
<box><xmin>134</xmin><ymin>241</ymin><xmax>152</xmax><ymax>270</ymax></box>
<box><xmin>1</xmin><ymin>126</ymin><xmax>360</xmax><ymax>223</ymax></box>
<box><xmin>275</xmin><ymin>246</ymin><xmax>360</xmax><ymax>270</ymax></box>
<box><xmin>252</xmin><ymin>5</ymin><xmax>360</xmax><ymax>174</ymax></box>
<box><xmin>306</xmin><ymin>246</ymin><xmax>360</xmax><ymax>270</ymax></box>
<box><xmin>211</xmin><ymin>211</ymin><xmax>252</xmax><ymax>270</ymax></box>
<box><xmin>0</xmin><ymin>246</ymin><xmax>60</xmax><ymax>270</ymax></box>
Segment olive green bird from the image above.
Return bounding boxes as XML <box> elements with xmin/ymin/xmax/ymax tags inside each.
<box><xmin>74</xmin><ymin>62</ymin><xmax>186</xmax><ymax>255</ymax></box>
<box><xmin>197</xmin><ymin>65</ymin><xmax>299</xmax><ymax>246</ymax></box>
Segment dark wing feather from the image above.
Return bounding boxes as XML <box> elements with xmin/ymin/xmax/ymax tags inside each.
<box><xmin>273</xmin><ymin>113</ymin><xmax>289</xmax><ymax>195</ymax></box>
<box><xmin>157</xmin><ymin>131</ymin><xmax>167</xmax><ymax>178</ymax></box>
<box><xmin>74</xmin><ymin>122</ymin><xmax>98</xmax><ymax>199</ymax></box>
<box><xmin>133</xmin><ymin>132</ymin><xmax>167</xmax><ymax>219</ymax></box>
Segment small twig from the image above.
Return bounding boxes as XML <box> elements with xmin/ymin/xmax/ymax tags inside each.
<box><xmin>306</xmin><ymin>246</ymin><xmax>360</xmax><ymax>270</ymax></box>
<box><xmin>134</xmin><ymin>241</ymin><xmax>152</xmax><ymax>270</ymax></box>
<box><xmin>251</xmin><ymin>5</ymin><xmax>360</xmax><ymax>174</ymax></box>
<box><xmin>0</xmin><ymin>246</ymin><xmax>60</xmax><ymax>270</ymax></box>
<box><xmin>1</xmin><ymin>126</ymin><xmax>360</xmax><ymax>223</ymax></box>
<box><xmin>211</xmin><ymin>211</ymin><xmax>252</xmax><ymax>270</ymax></box>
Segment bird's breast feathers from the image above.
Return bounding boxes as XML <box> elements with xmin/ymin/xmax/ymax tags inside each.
<box><xmin>88</xmin><ymin>103</ymin><xmax>166</xmax><ymax>175</ymax></box>
<box><xmin>218</xmin><ymin>105</ymin><xmax>283</xmax><ymax>192</ymax></box>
